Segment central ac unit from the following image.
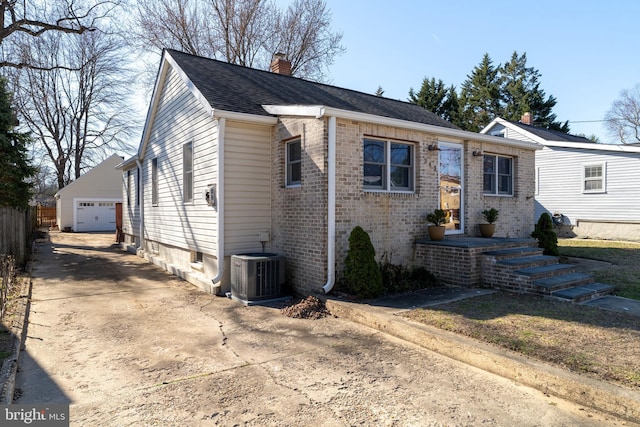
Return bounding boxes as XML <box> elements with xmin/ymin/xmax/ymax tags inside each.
<box><xmin>230</xmin><ymin>253</ymin><xmax>285</xmax><ymax>303</ymax></box>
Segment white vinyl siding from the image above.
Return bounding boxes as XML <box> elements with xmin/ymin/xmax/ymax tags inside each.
<box><xmin>141</xmin><ymin>65</ymin><xmax>218</xmax><ymax>255</ymax></box>
<box><xmin>535</xmin><ymin>146</ymin><xmax>640</xmax><ymax>223</ymax></box>
<box><xmin>224</xmin><ymin>122</ymin><xmax>272</xmax><ymax>254</ymax></box>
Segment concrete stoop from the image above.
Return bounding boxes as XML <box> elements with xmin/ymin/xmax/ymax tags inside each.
<box><xmin>481</xmin><ymin>246</ymin><xmax>615</xmax><ymax>303</ymax></box>
<box><xmin>325</xmin><ymin>298</ymin><xmax>640</xmax><ymax>425</ymax></box>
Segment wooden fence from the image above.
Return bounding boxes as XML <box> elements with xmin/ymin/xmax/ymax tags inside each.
<box><xmin>0</xmin><ymin>207</ymin><xmax>32</xmax><ymax>265</ymax></box>
<box><xmin>36</xmin><ymin>205</ymin><xmax>56</xmax><ymax>227</ymax></box>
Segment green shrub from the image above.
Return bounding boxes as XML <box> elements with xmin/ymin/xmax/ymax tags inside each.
<box><xmin>380</xmin><ymin>255</ymin><xmax>440</xmax><ymax>294</ymax></box>
<box><xmin>343</xmin><ymin>226</ymin><xmax>383</xmax><ymax>299</ymax></box>
<box><xmin>531</xmin><ymin>213</ymin><xmax>559</xmax><ymax>256</ymax></box>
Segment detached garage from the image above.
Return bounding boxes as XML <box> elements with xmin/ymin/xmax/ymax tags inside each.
<box><xmin>54</xmin><ymin>154</ymin><xmax>124</xmax><ymax>232</ymax></box>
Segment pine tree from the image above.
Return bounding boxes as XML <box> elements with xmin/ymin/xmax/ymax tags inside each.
<box><xmin>409</xmin><ymin>77</ymin><xmax>460</xmax><ymax>123</ymax></box>
<box><xmin>499</xmin><ymin>51</ymin><xmax>568</xmax><ymax>131</ymax></box>
<box><xmin>458</xmin><ymin>53</ymin><xmax>502</xmax><ymax>131</ymax></box>
<box><xmin>0</xmin><ymin>77</ymin><xmax>35</xmax><ymax>209</ymax></box>
<box><xmin>411</xmin><ymin>52</ymin><xmax>570</xmax><ymax>133</ymax></box>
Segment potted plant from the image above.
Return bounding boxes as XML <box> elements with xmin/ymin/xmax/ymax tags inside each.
<box><xmin>479</xmin><ymin>208</ymin><xmax>499</xmax><ymax>238</ymax></box>
<box><xmin>426</xmin><ymin>209</ymin><xmax>447</xmax><ymax>241</ymax></box>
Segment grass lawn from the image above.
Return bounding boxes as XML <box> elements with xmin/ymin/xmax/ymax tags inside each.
<box><xmin>558</xmin><ymin>238</ymin><xmax>640</xmax><ymax>300</ymax></box>
<box><xmin>402</xmin><ymin>238</ymin><xmax>640</xmax><ymax>390</ymax></box>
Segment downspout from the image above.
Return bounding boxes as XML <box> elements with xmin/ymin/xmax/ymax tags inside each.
<box><xmin>322</xmin><ymin>116</ymin><xmax>337</xmax><ymax>293</ymax></box>
<box><xmin>211</xmin><ymin>117</ymin><xmax>226</xmax><ymax>285</ymax></box>
<box><xmin>135</xmin><ymin>159</ymin><xmax>144</xmax><ymax>252</ymax></box>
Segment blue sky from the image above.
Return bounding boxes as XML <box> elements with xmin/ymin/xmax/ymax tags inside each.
<box><xmin>314</xmin><ymin>0</ymin><xmax>640</xmax><ymax>143</ymax></box>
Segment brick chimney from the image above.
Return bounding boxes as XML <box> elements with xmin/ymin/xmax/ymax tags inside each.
<box><xmin>520</xmin><ymin>112</ymin><xmax>532</xmax><ymax>125</ymax></box>
<box><xmin>270</xmin><ymin>53</ymin><xmax>291</xmax><ymax>76</ymax></box>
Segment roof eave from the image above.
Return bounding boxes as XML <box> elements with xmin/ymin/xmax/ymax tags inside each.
<box><xmin>263</xmin><ymin>105</ymin><xmax>542</xmax><ymax>151</ymax></box>
<box><xmin>542</xmin><ymin>141</ymin><xmax>640</xmax><ymax>152</ymax></box>
<box><xmin>116</xmin><ymin>154</ymin><xmax>140</xmax><ymax>170</ymax></box>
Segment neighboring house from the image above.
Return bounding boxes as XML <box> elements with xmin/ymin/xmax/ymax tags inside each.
<box><xmin>54</xmin><ymin>154</ymin><xmax>123</xmax><ymax>232</ymax></box>
<box><xmin>118</xmin><ymin>49</ymin><xmax>540</xmax><ymax>296</ymax></box>
<box><xmin>482</xmin><ymin>116</ymin><xmax>640</xmax><ymax>240</ymax></box>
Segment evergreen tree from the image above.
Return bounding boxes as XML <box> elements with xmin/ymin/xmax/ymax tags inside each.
<box><xmin>0</xmin><ymin>77</ymin><xmax>35</xmax><ymax>209</ymax></box>
<box><xmin>343</xmin><ymin>226</ymin><xmax>383</xmax><ymax>299</ymax></box>
<box><xmin>458</xmin><ymin>53</ymin><xmax>502</xmax><ymax>131</ymax></box>
<box><xmin>410</xmin><ymin>52</ymin><xmax>570</xmax><ymax>133</ymax></box>
<box><xmin>409</xmin><ymin>77</ymin><xmax>460</xmax><ymax>124</ymax></box>
<box><xmin>499</xmin><ymin>51</ymin><xmax>569</xmax><ymax>131</ymax></box>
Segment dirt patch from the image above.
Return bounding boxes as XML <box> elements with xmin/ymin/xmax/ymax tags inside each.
<box><xmin>280</xmin><ymin>296</ymin><xmax>331</xmax><ymax>319</ymax></box>
<box><xmin>403</xmin><ymin>292</ymin><xmax>640</xmax><ymax>389</ymax></box>
<box><xmin>0</xmin><ymin>272</ymin><xmax>26</xmax><ymax>362</ymax></box>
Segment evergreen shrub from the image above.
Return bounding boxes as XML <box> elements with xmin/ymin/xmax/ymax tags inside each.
<box><xmin>531</xmin><ymin>212</ymin><xmax>559</xmax><ymax>256</ymax></box>
<box><xmin>343</xmin><ymin>226</ymin><xmax>383</xmax><ymax>299</ymax></box>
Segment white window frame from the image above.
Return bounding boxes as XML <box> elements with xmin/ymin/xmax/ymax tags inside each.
<box><xmin>582</xmin><ymin>162</ymin><xmax>606</xmax><ymax>193</ymax></box>
<box><xmin>483</xmin><ymin>154</ymin><xmax>514</xmax><ymax>196</ymax></box>
<box><xmin>183</xmin><ymin>142</ymin><xmax>193</xmax><ymax>203</ymax></box>
<box><xmin>126</xmin><ymin>170</ymin><xmax>131</xmax><ymax>206</ymax></box>
<box><xmin>363</xmin><ymin>137</ymin><xmax>415</xmax><ymax>193</ymax></box>
<box><xmin>151</xmin><ymin>157</ymin><xmax>159</xmax><ymax>206</ymax></box>
<box><xmin>285</xmin><ymin>138</ymin><xmax>302</xmax><ymax>188</ymax></box>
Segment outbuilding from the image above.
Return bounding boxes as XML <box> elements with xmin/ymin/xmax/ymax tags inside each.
<box><xmin>54</xmin><ymin>154</ymin><xmax>123</xmax><ymax>232</ymax></box>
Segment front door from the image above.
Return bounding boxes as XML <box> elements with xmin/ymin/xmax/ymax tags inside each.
<box><xmin>438</xmin><ymin>142</ymin><xmax>463</xmax><ymax>234</ymax></box>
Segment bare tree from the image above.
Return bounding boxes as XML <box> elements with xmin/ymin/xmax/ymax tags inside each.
<box><xmin>605</xmin><ymin>84</ymin><xmax>640</xmax><ymax>144</ymax></box>
<box><xmin>0</xmin><ymin>0</ymin><xmax>120</xmax><ymax>70</ymax></box>
<box><xmin>134</xmin><ymin>0</ymin><xmax>344</xmax><ymax>81</ymax></box>
<box><xmin>273</xmin><ymin>0</ymin><xmax>344</xmax><ymax>81</ymax></box>
<box><xmin>13</xmin><ymin>28</ymin><xmax>137</xmax><ymax>189</ymax></box>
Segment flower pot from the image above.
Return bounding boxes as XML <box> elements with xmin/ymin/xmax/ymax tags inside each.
<box><xmin>479</xmin><ymin>223</ymin><xmax>496</xmax><ymax>238</ymax></box>
<box><xmin>427</xmin><ymin>225</ymin><xmax>446</xmax><ymax>241</ymax></box>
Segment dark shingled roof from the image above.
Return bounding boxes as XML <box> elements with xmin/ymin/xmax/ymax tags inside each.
<box><xmin>167</xmin><ymin>49</ymin><xmax>458</xmax><ymax>130</ymax></box>
<box><xmin>507</xmin><ymin>120</ymin><xmax>593</xmax><ymax>143</ymax></box>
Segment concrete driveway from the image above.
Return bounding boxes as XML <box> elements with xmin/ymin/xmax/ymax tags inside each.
<box><xmin>15</xmin><ymin>232</ymin><xmax>620</xmax><ymax>426</ymax></box>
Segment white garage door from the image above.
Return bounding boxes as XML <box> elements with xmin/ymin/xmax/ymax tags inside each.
<box><xmin>76</xmin><ymin>201</ymin><xmax>117</xmax><ymax>232</ymax></box>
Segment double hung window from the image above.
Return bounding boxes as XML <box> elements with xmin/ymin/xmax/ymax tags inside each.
<box><xmin>286</xmin><ymin>139</ymin><xmax>301</xmax><ymax>187</ymax></box>
<box><xmin>483</xmin><ymin>154</ymin><xmax>513</xmax><ymax>196</ymax></box>
<box><xmin>583</xmin><ymin>163</ymin><xmax>605</xmax><ymax>193</ymax></box>
<box><xmin>183</xmin><ymin>142</ymin><xmax>193</xmax><ymax>202</ymax></box>
<box><xmin>363</xmin><ymin>138</ymin><xmax>414</xmax><ymax>192</ymax></box>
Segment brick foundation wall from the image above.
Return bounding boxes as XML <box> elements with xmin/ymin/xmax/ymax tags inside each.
<box><xmin>415</xmin><ymin>240</ymin><xmax>537</xmax><ymax>288</ymax></box>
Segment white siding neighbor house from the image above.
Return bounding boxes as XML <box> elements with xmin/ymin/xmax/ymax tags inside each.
<box><xmin>119</xmin><ymin>49</ymin><xmax>541</xmax><ymax>297</ymax></box>
<box><xmin>482</xmin><ymin>117</ymin><xmax>640</xmax><ymax>240</ymax></box>
<box><xmin>54</xmin><ymin>154</ymin><xmax>123</xmax><ymax>232</ymax></box>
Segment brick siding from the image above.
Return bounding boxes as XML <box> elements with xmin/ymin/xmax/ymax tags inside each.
<box><xmin>271</xmin><ymin>117</ymin><xmax>537</xmax><ymax>294</ymax></box>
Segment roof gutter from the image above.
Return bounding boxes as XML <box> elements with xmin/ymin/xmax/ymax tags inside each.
<box><xmin>210</xmin><ymin>117</ymin><xmax>226</xmax><ymax>285</ymax></box>
<box><xmin>322</xmin><ymin>116</ymin><xmax>337</xmax><ymax>294</ymax></box>
<box><xmin>262</xmin><ymin>105</ymin><xmax>543</xmax><ymax>151</ymax></box>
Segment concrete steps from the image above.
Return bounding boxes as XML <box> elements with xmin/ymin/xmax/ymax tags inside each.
<box><xmin>481</xmin><ymin>246</ymin><xmax>615</xmax><ymax>303</ymax></box>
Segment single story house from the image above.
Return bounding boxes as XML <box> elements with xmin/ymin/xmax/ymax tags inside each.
<box><xmin>482</xmin><ymin>116</ymin><xmax>640</xmax><ymax>240</ymax></box>
<box><xmin>118</xmin><ymin>49</ymin><xmax>541</xmax><ymax>296</ymax></box>
<box><xmin>54</xmin><ymin>153</ymin><xmax>123</xmax><ymax>232</ymax></box>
